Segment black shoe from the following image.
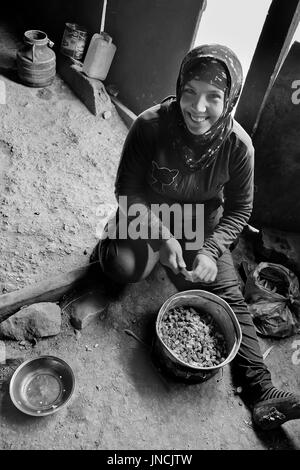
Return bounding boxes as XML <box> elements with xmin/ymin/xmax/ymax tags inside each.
<box><xmin>252</xmin><ymin>394</ymin><xmax>300</xmax><ymax>430</ymax></box>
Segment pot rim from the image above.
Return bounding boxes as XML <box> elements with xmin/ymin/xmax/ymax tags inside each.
<box><xmin>24</xmin><ymin>30</ymin><xmax>48</xmax><ymax>45</ymax></box>
<box><xmin>155</xmin><ymin>289</ymin><xmax>242</xmax><ymax>371</ymax></box>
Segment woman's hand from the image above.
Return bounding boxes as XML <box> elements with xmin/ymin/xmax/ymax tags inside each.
<box><xmin>192</xmin><ymin>254</ymin><xmax>218</xmax><ymax>283</ymax></box>
<box><xmin>159</xmin><ymin>238</ymin><xmax>186</xmax><ymax>274</ymax></box>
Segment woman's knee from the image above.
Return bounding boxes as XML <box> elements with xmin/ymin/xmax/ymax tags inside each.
<box><xmin>99</xmin><ymin>238</ymin><xmax>158</xmax><ymax>283</ymax></box>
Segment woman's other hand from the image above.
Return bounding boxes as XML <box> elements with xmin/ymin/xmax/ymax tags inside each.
<box><xmin>192</xmin><ymin>253</ymin><xmax>218</xmax><ymax>283</ymax></box>
<box><xmin>159</xmin><ymin>238</ymin><xmax>186</xmax><ymax>274</ymax></box>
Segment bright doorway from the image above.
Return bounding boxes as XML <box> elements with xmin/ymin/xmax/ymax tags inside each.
<box><xmin>193</xmin><ymin>0</ymin><xmax>273</xmax><ymax>80</ymax></box>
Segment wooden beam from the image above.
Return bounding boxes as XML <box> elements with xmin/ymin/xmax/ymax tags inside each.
<box><xmin>235</xmin><ymin>0</ymin><xmax>300</xmax><ymax>137</ymax></box>
<box><xmin>0</xmin><ymin>262</ymin><xmax>101</xmax><ymax>324</ymax></box>
<box><xmin>111</xmin><ymin>96</ymin><xmax>137</xmax><ymax>128</ymax></box>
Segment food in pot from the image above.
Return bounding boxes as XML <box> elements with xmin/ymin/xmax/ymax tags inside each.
<box><xmin>159</xmin><ymin>305</ymin><xmax>227</xmax><ymax>367</ymax></box>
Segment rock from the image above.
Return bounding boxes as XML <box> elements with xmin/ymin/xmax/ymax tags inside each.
<box><xmin>69</xmin><ymin>290</ymin><xmax>109</xmax><ymax>330</ymax></box>
<box><xmin>103</xmin><ymin>110</ymin><xmax>112</xmax><ymax>120</ymax></box>
<box><xmin>0</xmin><ymin>302</ymin><xmax>62</xmax><ymax>341</ymax></box>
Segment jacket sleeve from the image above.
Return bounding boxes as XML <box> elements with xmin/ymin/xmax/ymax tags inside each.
<box><xmin>114</xmin><ymin>116</ymin><xmax>173</xmax><ymax>241</ymax></box>
<box><xmin>197</xmin><ymin>142</ymin><xmax>254</xmax><ymax>261</ymax></box>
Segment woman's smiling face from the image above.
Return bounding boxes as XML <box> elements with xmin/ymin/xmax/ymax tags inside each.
<box><xmin>180</xmin><ymin>79</ymin><xmax>225</xmax><ymax>135</ymax></box>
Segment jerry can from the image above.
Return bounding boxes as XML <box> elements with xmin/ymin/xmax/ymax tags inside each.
<box><xmin>82</xmin><ymin>32</ymin><xmax>116</xmax><ymax>81</ymax></box>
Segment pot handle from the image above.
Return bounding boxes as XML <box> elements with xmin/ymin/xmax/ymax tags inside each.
<box><xmin>31</xmin><ymin>44</ymin><xmax>36</xmax><ymax>62</ymax></box>
<box><xmin>30</xmin><ymin>39</ymin><xmax>55</xmax><ymax>62</ymax></box>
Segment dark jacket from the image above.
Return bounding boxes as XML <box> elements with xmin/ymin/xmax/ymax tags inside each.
<box><xmin>115</xmin><ymin>103</ymin><xmax>254</xmax><ymax>261</ymax></box>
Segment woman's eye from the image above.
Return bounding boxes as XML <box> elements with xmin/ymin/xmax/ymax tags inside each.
<box><xmin>183</xmin><ymin>88</ymin><xmax>195</xmax><ymax>95</ymax></box>
<box><xmin>209</xmin><ymin>94</ymin><xmax>222</xmax><ymax>100</ymax></box>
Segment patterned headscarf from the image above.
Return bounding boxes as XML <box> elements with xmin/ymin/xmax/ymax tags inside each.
<box><xmin>163</xmin><ymin>44</ymin><xmax>243</xmax><ymax>172</ymax></box>
<box><xmin>181</xmin><ymin>57</ymin><xmax>229</xmax><ymax>94</ymax></box>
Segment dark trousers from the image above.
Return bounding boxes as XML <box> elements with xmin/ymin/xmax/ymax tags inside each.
<box><xmin>99</xmin><ymin>223</ymin><xmax>273</xmax><ymax>403</ymax></box>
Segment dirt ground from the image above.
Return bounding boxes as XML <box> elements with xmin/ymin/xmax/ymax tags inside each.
<box><xmin>0</xmin><ymin>22</ymin><xmax>128</xmax><ymax>294</ymax></box>
<box><xmin>0</xmin><ymin>21</ymin><xmax>299</xmax><ymax>451</ymax></box>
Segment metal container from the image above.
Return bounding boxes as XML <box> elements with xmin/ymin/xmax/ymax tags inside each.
<box><xmin>153</xmin><ymin>290</ymin><xmax>242</xmax><ymax>383</ymax></box>
<box><xmin>16</xmin><ymin>30</ymin><xmax>56</xmax><ymax>88</ymax></box>
<box><xmin>9</xmin><ymin>356</ymin><xmax>75</xmax><ymax>416</ymax></box>
<box><xmin>60</xmin><ymin>23</ymin><xmax>88</xmax><ymax>61</ymax></box>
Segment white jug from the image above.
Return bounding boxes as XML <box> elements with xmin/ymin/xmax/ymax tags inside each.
<box><xmin>83</xmin><ymin>32</ymin><xmax>116</xmax><ymax>80</ymax></box>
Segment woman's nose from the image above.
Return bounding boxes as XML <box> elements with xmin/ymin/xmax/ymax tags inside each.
<box><xmin>192</xmin><ymin>95</ymin><xmax>206</xmax><ymax>112</ymax></box>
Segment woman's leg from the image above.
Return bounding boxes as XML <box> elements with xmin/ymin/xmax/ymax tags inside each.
<box><xmin>167</xmin><ymin>249</ymin><xmax>300</xmax><ymax>429</ymax></box>
<box><xmin>203</xmin><ymin>250</ymin><xmax>274</xmax><ymax>400</ymax></box>
<box><xmin>91</xmin><ymin>210</ymin><xmax>161</xmax><ymax>284</ymax></box>
<box><xmin>99</xmin><ymin>235</ymin><xmax>160</xmax><ymax>284</ymax></box>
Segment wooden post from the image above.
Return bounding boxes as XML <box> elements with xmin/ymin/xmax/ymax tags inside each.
<box><xmin>0</xmin><ymin>262</ymin><xmax>101</xmax><ymax>324</ymax></box>
<box><xmin>235</xmin><ymin>0</ymin><xmax>300</xmax><ymax>137</ymax></box>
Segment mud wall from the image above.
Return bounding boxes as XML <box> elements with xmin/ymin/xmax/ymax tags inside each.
<box><xmin>13</xmin><ymin>0</ymin><xmax>205</xmax><ymax>114</ymax></box>
<box><xmin>250</xmin><ymin>41</ymin><xmax>300</xmax><ymax>232</ymax></box>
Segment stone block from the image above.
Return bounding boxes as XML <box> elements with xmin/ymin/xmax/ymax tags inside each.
<box><xmin>56</xmin><ymin>54</ymin><xmax>112</xmax><ymax>116</ymax></box>
<box><xmin>0</xmin><ymin>302</ymin><xmax>62</xmax><ymax>341</ymax></box>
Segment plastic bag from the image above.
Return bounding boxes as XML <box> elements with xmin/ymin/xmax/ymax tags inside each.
<box><xmin>244</xmin><ymin>262</ymin><xmax>300</xmax><ymax>338</ymax></box>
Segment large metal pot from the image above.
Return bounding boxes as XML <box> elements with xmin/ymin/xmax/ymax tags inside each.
<box><xmin>153</xmin><ymin>290</ymin><xmax>242</xmax><ymax>383</ymax></box>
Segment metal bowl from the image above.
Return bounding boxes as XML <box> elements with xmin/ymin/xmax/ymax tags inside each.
<box><xmin>9</xmin><ymin>355</ymin><xmax>75</xmax><ymax>416</ymax></box>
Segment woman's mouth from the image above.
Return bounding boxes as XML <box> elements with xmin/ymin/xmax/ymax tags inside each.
<box><xmin>188</xmin><ymin>113</ymin><xmax>208</xmax><ymax>123</ymax></box>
